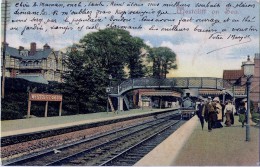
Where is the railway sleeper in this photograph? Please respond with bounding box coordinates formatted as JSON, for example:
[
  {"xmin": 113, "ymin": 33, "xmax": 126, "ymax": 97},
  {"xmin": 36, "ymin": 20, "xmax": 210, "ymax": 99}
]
[
  {"xmin": 125, "ymin": 153, "xmax": 145, "ymax": 157},
  {"xmin": 123, "ymin": 158, "xmax": 142, "ymax": 162},
  {"xmin": 116, "ymin": 159, "xmax": 138, "ymax": 164},
  {"xmin": 140, "ymin": 145, "xmax": 157, "ymax": 148},
  {"xmin": 87, "ymin": 154, "xmax": 100, "ymax": 158}
]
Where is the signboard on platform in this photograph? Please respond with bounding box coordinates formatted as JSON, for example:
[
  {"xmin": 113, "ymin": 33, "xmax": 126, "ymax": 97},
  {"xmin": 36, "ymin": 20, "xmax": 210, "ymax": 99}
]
[
  {"xmin": 27, "ymin": 93, "xmax": 63, "ymax": 118},
  {"xmin": 29, "ymin": 93, "xmax": 62, "ymax": 102}
]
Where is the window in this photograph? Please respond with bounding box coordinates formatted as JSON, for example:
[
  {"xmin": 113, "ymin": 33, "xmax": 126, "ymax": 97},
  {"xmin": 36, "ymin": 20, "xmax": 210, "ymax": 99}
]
[{"xmin": 35, "ymin": 61, "xmax": 39, "ymax": 66}]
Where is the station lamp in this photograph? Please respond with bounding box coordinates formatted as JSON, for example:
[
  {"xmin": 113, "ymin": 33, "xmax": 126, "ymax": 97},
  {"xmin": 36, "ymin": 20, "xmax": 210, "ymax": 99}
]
[{"xmin": 241, "ymin": 55, "xmax": 255, "ymax": 142}]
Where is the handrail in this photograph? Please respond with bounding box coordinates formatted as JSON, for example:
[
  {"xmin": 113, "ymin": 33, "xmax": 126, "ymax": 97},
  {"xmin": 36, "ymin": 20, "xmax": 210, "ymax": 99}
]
[{"xmin": 108, "ymin": 77, "xmax": 233, "ymax": 96}]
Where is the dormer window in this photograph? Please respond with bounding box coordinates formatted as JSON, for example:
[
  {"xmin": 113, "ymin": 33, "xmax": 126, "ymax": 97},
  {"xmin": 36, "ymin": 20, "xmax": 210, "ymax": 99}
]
[{"xmin": 19, "ymin": 50, "xmax": 29, "ymax": 57}]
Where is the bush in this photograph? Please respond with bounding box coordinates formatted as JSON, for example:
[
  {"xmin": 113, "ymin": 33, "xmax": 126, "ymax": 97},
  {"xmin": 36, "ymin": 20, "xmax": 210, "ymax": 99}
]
[
  {"xmin": 1, "ymin": 110, "xmax": 24, "ymax": 120},
  {"xmin": 1, "ymin": 77, "xmax": 48, "ymax": 120},
  {"xmin": 252, "ymin": 112, "xmax": 260, "ymax": 124}
]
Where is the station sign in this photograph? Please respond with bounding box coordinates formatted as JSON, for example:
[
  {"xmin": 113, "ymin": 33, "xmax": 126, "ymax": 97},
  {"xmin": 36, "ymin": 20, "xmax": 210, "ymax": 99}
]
[
  {"xmin": 29, "ymin": 93, "xmax": 62, "ymax": 102},
  {"xmin": 27, "ymin": 93, "xmax": 63, "ymax": 118}
]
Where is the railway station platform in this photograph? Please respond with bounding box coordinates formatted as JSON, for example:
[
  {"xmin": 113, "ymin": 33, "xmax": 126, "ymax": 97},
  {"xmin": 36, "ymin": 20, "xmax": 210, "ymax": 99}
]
[
  {"xmin": 135, "ymin": 116, "xmax": 260, "ymax": 166},
  {"xmin": 1, "ymin": 107, "xmax": 178, "ymax": 137}
]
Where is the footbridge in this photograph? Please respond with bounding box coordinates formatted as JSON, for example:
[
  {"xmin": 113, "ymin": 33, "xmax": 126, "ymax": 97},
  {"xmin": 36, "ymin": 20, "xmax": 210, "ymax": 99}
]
[
  {"xmin": 108, "ymin": 77, "xmax": 231, "ymax": 96},
  {"xmin": 106, "ymin": 77, "xmax": 245, "ymax": 112}
]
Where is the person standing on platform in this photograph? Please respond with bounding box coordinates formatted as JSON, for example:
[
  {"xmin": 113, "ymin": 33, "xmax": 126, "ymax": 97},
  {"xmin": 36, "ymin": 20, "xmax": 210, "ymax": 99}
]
[
  {"xmin": 230, "ymin": 101, "xmax": 235, "ymax": 125},
  {"xmin": 197, "ymin": 99, "xmax": 205, "ymax": 130},
  {"xmin": 220, "ymin": 100, "xmax": 225, "ymax": 122},
  {"xmin": 213, "ymin": 97, "xmax": 223, "ymax": 128},
  {"xmin": 224, "ymin": 100, "xmax": 236, "ymax": 127},
  {"xmin": 238, "ymin": 101, "xmax": 247, "ymax": 127},
  {"xmin": 203, "ymin": 97, "xmax": 216, "ymax": 132}
]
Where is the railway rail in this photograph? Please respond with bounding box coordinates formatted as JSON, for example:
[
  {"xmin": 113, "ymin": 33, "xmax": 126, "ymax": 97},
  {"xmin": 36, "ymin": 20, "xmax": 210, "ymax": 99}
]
[
  {"xmin": 4, "ymin": 110, "xmax": 183, "ymax": 166},
  {"xmin": 100, "ymin": 120, "xmax": 185, "ymax": 166},
  {"xmin": 2, "ymin": 109, "xmax": 178, "ymax": 162}
]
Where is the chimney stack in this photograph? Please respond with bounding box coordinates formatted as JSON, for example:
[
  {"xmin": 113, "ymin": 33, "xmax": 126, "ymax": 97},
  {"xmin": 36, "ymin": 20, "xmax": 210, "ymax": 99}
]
[
  {"xmin": 30, "ymin": 42, "xmax": 36, "ymax": 55},
  {"xmin": 43, "ymin": 43, "xmax": 50, "ymax": 50},
  {"xmin": 19, "ymin": 46, "xmax": 24, "ymax": 51}
]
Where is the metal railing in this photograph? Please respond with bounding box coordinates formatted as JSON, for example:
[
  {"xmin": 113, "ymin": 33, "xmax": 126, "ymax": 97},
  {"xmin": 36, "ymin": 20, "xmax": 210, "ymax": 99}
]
[{"xmin": 109, "ymin": 77, "xmax": 233, "ymax": 95}]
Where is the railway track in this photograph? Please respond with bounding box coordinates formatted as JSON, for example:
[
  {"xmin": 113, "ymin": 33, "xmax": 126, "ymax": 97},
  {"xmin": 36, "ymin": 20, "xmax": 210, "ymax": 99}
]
[
  {"xmin": 100, "ymin": 120, "xmax": 185, "ymax": 166},
  {"xmin": 4, "ymin": 110, "xmax": 183, "ymax": 166}
]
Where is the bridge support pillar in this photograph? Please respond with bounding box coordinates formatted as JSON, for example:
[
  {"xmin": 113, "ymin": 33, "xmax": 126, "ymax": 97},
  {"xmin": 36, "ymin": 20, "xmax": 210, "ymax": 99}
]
[{"xmin": 117, "ymin": 96, "xmax": 124, "ymax": 112}]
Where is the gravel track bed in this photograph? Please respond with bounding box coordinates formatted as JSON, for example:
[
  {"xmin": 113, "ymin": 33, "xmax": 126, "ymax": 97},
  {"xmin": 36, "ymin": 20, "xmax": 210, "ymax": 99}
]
[
  {"xmin": 2, "ymin": 109, "xmax": 179, "ymax": 165},
  {"xmin": 2, "ymin": 116, "xmax": 153, "ymax": 161}
]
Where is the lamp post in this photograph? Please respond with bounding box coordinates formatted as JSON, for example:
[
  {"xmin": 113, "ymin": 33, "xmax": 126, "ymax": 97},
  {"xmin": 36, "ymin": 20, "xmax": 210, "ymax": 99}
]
[
  {"xmin": 242, "ymin": 55, "xmax": 255, "ymax": 142},
  {"xmin": 109, "ymin": 74, "xmax": 112, "ymax": 87}
]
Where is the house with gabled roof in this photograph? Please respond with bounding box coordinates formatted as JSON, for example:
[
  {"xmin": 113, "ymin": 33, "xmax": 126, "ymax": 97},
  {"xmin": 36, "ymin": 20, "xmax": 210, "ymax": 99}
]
[
  {"xmin": 2, "ymin": 42, "xmax": 66, "ymax": 84},
  {"xmin": 222, "ymin": 53, "xmax": 260, "ymax": 110},
  {"xmin": 223, "ymin": 69, "xmax": 244, "ymax": 85}
]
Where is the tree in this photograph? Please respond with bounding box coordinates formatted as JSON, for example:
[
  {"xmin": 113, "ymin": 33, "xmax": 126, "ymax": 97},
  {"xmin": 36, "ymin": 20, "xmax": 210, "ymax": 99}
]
[
  {"xmin": 147, "ymin": 47, "xmax": 177, "ymax": 78},
  {"xmin": 62, "ymin": 50, "xmax": 107, "ymax": 114},
  {"xmin": 127, "ymin": 37, "xmax": 148, "ymax": 78},
  {"xmin": 79, "ymin": 28, "xmax": 148, "ymax": 81},
  {"xmin": 79, "ymin": 28, "xmax": 128, "ymax": 82}
]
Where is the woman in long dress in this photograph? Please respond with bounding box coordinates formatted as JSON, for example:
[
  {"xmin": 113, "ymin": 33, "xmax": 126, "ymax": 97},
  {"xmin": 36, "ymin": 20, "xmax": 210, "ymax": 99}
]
[
  {"xmin": 224, "ymin": 100, "xmax": 236, "ymax": 127},
  {"xmin": 213, "ymin": 97, "xmax": 223, "ymax": 128}
]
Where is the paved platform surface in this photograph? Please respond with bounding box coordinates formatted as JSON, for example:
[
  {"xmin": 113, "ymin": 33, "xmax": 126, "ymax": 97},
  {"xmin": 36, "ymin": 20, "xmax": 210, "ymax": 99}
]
[
  {"xmin": 1, "ymin": 108, "xmax": 176, "ymax": 137},
  {"xmin": 135, "ymin": 116, "xmax": 260, "ymax": 166}
]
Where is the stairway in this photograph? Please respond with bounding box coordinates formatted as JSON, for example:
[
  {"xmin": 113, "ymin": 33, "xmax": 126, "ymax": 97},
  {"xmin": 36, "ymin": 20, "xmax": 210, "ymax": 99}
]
[{"xmin": 108, "ymin": 97, "xmax": 115, "ymax": 112}]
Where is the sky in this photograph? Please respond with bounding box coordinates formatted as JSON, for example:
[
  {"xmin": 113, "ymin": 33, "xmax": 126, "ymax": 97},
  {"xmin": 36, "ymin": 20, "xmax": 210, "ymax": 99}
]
[{"xmin": 2, "ymin": 0, "xmax": 260, "ymax": 78}]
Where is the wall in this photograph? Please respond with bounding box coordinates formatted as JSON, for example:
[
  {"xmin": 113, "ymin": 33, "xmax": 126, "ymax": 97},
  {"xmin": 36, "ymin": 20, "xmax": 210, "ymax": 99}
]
[{"xmin": 250, "ymin": 54, "xmax": 260, "ymax": 108}]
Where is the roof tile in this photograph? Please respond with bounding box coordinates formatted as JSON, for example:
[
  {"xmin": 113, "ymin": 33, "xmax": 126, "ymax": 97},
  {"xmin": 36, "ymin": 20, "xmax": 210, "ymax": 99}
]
[{"xmin": 223, "ymin": 70, "xmax": 244, "ymax": 80}]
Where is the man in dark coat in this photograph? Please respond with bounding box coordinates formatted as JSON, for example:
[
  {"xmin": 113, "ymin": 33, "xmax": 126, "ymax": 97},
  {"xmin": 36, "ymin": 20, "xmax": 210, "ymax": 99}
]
[
  {"xmin": 203, "ymin": 97, "xmax": 216, "ymax": 132},
  {"xmin": 196, "ymin": 100, "xmax": 205, "ymax": 130}
]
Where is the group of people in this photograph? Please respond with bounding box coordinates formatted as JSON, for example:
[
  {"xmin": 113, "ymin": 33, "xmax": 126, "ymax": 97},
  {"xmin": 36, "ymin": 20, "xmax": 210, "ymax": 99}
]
[{"xmin": 196, "ymin": 97, "xmax": 247, "ymax": 132}]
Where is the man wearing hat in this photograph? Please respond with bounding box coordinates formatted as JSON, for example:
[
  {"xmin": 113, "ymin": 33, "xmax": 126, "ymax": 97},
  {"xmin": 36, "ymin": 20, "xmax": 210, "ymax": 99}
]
[
  {"xmin": 238, "ymin": 101, "xmax": 246, "ymax": 127},
  {"xmin": 203, "ymin": 96, "xmax": 217, "ymax": 132},
  {"xmin": 224, "ymin": 100, "xmax": 236, "ymax": 127}
]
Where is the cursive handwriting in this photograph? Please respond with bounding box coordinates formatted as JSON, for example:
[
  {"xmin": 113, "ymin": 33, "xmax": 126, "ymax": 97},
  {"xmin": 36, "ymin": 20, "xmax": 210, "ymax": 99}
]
[{"xmin": 8, "ymin": 0, "xmax": 258, "ymax": 44}]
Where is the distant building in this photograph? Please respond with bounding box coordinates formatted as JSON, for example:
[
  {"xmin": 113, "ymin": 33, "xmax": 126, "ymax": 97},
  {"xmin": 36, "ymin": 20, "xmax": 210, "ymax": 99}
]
[
  {"xmin": 223, "ymin": 69, "xmax": 244, "ymax": 85},
  {"xmin": 222, "ymin": 53, "xmax": 260, "ymax": 110},
  {"xmin": 251, "ymin": 53, "xmax": 260, "ymax": 108},
  {"xmin": 1, "ymin": 42, "xmax": 67, "ymax": 84}
]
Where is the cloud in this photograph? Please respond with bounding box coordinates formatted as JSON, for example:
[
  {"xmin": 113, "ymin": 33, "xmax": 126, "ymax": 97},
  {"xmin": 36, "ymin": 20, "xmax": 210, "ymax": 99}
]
[
  {"xmin": 160, "ymin": 28, "xmax": 259, "ymax": 77},
  {"xmin": 144, "ymin": 40, "xmax": 153, "ymax": 47}
]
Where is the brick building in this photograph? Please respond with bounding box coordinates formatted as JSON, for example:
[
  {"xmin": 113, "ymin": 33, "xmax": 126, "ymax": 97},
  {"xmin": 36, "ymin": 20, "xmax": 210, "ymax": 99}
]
[
  {"xmin": 222, "ymin": 53, "xmax": 260, "ymax": 110},
  {"xmin": 1, "ymin": 42, "xmax": 67, "ymax": 84},
  {"xmin": 251, "ymin": 53, "xmax": 260, "ymax": 108}
]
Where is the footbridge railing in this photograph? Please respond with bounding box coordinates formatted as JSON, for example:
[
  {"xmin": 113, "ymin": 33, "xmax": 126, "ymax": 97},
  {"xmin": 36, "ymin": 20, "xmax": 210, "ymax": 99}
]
[{"xmin": 108, "ymin": 77, "xmax": 232, "ymax": 96}]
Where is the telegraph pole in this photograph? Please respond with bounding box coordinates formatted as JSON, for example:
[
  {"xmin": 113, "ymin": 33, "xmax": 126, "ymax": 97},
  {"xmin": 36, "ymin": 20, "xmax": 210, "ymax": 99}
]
[{"xmin": 1, "ymin": 0, "xmax": 9, "ymax": 99}]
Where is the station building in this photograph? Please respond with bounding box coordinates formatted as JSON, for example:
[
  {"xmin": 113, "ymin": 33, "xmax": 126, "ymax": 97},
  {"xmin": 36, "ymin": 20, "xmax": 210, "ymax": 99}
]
[
  {"xmin": 251, "ymin": 53, "xmax": 260, "ymax": 109},
  {"xmin": 222, "ymin": 53, "xmax": 260, "ymax": 110}
]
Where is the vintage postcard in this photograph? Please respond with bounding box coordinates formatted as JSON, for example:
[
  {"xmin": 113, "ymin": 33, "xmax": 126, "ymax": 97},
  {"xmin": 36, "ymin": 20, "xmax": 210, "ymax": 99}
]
[{"xmin": 1, "ymin": 0, "xmax": 259, "ymax": 166}]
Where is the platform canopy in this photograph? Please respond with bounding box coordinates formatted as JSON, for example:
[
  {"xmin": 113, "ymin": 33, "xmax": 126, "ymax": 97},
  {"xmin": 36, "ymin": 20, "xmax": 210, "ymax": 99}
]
[
  {"xmin": 199, "ymin": 88, "xmax": 246, "ymax": 97},
  {"xmin": 141, "ymin": 91, "xmax": 181, "ymax": 98},
  {"xmin": 199, "ymin": 89, "xmax": 223, "ymax": 96}
]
